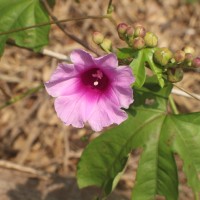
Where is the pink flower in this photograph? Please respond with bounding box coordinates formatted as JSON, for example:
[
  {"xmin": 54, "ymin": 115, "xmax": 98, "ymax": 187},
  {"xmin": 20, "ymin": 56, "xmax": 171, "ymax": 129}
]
[{"xmin": 45, "ymin": 49, "xmax": 134, "ymax": 132}]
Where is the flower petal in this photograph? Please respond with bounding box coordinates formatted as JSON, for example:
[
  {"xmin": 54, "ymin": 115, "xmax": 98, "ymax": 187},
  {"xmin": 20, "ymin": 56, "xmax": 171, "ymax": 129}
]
[
  {"xmin": 45, "ymin": 63, "xmax": 80, "ymax": 97},
  {"xmin": 54, "ymin": 91, "xmax": 99, "ymax": 128},
  {"xmin": 88, "ymin": 96, "xmax": 128, "ymax": 132},
  {"xmin": 70, "ymin": 49, "xmax": 95, "ymax": 70},
  {"xmin": 94, "ymin": 53, "xmax": 118, "ymax": 69},
  {"xmin": 110, "ymin": 86, "xmax": 134, "ymax": 109},
  {"xmin": 114, "ymin": 65, "xmax": 135, "ymax": 86}
]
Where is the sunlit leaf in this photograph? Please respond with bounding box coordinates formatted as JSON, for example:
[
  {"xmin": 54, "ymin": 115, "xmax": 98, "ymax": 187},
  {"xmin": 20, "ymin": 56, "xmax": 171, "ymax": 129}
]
[
  {"xmin": 0, "ymin": 0, "xmax": 51, "ymax": 55},
  {"xmin": 117, "ymin": 48, "xmax": 135, "ymax": 59},
  {"xmin": 145, "ymin": 48, "xmax": 165, "ymax": 88},
  {"xmin": 130, "ymin": 50, "xmax": 146, "ymax": 88}
]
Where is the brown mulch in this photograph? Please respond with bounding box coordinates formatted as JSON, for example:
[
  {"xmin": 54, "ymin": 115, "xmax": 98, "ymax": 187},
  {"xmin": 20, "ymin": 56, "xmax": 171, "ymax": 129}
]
[{"xmin": 0, "ymin": 0, "xmax": 200, "ymax": 199}]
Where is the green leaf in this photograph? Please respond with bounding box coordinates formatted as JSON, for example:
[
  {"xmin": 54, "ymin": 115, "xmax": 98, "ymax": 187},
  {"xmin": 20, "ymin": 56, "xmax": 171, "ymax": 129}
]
[
  {"xmin": 130, "ymin": 50, "xmax": 146, "ymax": 88},
  {"xmin": 170, "ymin": 113, "xmax": 200, "ymax": 191},
  {"xmin": 77, "ymin": 78, "xmax": 200, "ymax": 199},
  {"xmin": 117, "ymin": 48, "xmax": 135, "ymax": 59},
  {"xmin": 0, "ymin": 0, "xmax": 50, "ymax": 55},
  {"xmin": 129, "ymin": 48, "xmax": 165, "ymax": 88},
  {"xmin": 145, "ymin": 48, "xmax": 165, "ymax": 88},
  {"xmin": 131, "ymin": 115, "xmax": 178, "ymax": 200}
]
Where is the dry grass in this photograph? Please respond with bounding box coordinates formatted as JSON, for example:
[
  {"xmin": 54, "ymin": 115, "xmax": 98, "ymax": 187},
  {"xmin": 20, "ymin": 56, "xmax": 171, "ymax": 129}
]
[{"xmin": 0, "ymin": 0, "xmax": 200, "ymax": 199}]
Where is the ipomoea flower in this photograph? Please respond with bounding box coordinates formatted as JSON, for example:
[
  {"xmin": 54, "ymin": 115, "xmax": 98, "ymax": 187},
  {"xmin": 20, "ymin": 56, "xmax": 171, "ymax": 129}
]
[{"xmin": 45, "ymin": 49, "xmax": 134, "ymax": 132}]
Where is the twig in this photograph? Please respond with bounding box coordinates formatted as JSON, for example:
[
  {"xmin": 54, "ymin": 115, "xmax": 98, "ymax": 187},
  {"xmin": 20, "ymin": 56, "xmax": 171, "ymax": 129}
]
[
  {"xmin": 172, "ymin": 88, "xmax": 200, "ymax": 100},
  {"xmin": 0, "ymin": 81, "xmax": 11, "ymax": 99},
  {"xmin": 6, "ymin": 40, "xmax": 70, "ymax": 61},
  {"xmin": 0, "ymin": 160, "xmax": 50, "ymax": 179},
  {"xmin": 41, "ymin": 49, "xmax": 70, "ymax": 61},
  {"xmin": 0, "ymin": 84, "xmax": 44, "ymax": 110},
  {"xmin": 0, "ymin": 15, "xmax": 108, "ymax": 36},
  {"xmin": 173, "ymin": 84, "xmax": 200, "ymax": 101},
  {"xmin": 41, "ymin": 0, "xmax": 100, "ymax": 55}
]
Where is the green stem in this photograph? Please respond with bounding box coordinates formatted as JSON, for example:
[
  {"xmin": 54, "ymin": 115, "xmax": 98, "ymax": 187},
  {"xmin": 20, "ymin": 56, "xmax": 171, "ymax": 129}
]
[
  {"xmin": 0, "ymin": 84, "xmax": 44, "ymax": 110},
  {"xmin": 0, "ymin": 15, "xmax": 108, "ymax": 36},
  {"xmin": 168, "ymin": 95, "xmax": 179, "ymax": 114},
  {"xmin": 195, "ymin": 192, "xmax": 199, "ymax": 200}
]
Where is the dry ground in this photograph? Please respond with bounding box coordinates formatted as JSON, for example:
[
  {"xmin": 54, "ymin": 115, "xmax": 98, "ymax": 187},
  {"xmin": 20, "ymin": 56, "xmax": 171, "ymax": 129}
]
[{"xmin": 0, "ymin": 0, "xmax": 200, "ymax": 199}]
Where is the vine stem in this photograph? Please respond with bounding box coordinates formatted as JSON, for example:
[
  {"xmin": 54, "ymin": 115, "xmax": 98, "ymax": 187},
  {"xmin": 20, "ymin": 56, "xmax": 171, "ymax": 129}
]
[
  {"xmin": 0, "ymin": 15, "xmax": 108, "ymax": 36},
  {"xmin": 169, "ymin": 95, "xmax": 179, "ymax": 114},
  {"xmin": 0, "ymin": 84, "xmax": 44, "ymax": 110},
  {"xmin": 195, "ymin": 192, "xmax": 199, "ymax": 200},
  {"xmin": 41, "ymin": 0, "xmax": 101, "ymax": 55}
]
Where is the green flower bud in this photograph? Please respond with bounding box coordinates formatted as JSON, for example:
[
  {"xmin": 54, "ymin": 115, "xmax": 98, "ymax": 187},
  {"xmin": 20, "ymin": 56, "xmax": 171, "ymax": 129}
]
[
  {"xmin": 126, "ymin": 26, "xmax": 134, "ymax": 38},
  {"xmin": 154, "ymin": 47, "xmax": 173, "ymax": 66},
  {"xmin": 100, "ymin": 38, "xmax": 112, "ymax": 52},
  {"xmin": 132, "ymin": 37, "xmax": 145, "ymax": 50},
  {"xmin": 192, "ymin": 57, "xmax": 200, "ymax": 68},
  {"xmin": 185, "ymin": 53, "xmax": 193, "ymax": 63},
  {"xmin": 127, "ymin": 36, "xmax": 134, "ymax": 47},
  {"xmin": 117, "ymin": 23, "xmax": 128, "ymax": 40},
  {"xmin": 174, "ymin": 50, "xmax": 185, "ymax": 63},
  {"xmin": 183, "ymin": 46, "xmax": 195, "ymax": 55},
  {"xmin": 134, "ymin": 25, "xmax": 146, "ymax": 38},
  {"xmin": 167, "ymin": 68, "xmax": 184, "ymax": 83},
  {"xmin": 144, "ymin": 32, "xmax": 158, "ymax": 47},
  {"xmin": 92, "ymin": 32, "xmax": 104, "ymax": 45}
]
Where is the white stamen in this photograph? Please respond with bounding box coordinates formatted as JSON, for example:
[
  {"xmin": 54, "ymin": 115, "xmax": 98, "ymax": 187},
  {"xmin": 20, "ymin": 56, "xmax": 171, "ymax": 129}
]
[{"xmin": 94, "ymin": 81, "xmax": 99, "ymax": 86}]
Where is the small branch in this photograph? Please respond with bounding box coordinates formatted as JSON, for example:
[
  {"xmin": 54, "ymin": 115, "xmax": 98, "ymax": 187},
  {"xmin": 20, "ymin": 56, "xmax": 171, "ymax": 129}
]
[
  {"xmin": 41, "ymin": 0, "xmax": 100, "ymax": 55},
  {"xmin": 0, "ymin": 15, "xmax": 108, "ymax": 36},
  {"xmin": 0, "ymin": 160, "xmax": 50, "ymax": 179},
  {"xmin": 0, "ymin": 84, "xmax": 44, "ymax": 110},
  {"xmin": 0, "ymin": 82, "xmax": 11, "ymax": 99},
  {"xmin": 172, "ymin": 88, "xmax": 200, "ymax": 100},
  {"xmin": 41, "ymin": 49, "xmax": 70, "ymax": 61},
  {"xmin": 173, "ymin": 84, "xmax": 200, "ymax": 101},
  {"xmin": 169, "ymin": 95, "xmax": 179, "ymax": 114},
  {"xmin": 7, "ymin": 40, "xmax": 70, "ymax": 61}
]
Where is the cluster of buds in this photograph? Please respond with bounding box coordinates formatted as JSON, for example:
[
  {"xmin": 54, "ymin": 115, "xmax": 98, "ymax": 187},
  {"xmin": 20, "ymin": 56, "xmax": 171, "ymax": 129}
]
[
  {"xmin": 92, "ymin": 32, "xmax": 112, "ymax": 53},
  {"xmin": 116, "ymin": 22, "xmax": 158, "ymax": 50},
  {"xmin": 92, "ymin": 24, "xmax": 199, "ymax": 85},
  {"xmin": 152, "ymin": 46, "xmax": 199, "ymax": 82}
]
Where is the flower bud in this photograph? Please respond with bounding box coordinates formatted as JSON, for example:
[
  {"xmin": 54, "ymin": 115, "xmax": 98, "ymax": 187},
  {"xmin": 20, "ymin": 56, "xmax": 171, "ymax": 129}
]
[
  {"xmin": 144, "ymin": 32, "xmax": 158, "ymax": 47},
  {"xmin": 100, "ymin": 38, "xmax": 112, "ymax": 52},
  {"xmin": 117, "ymin": 23, "xmax": 128, "ymax": 40},
  {"xmin": 153, "ymin": 47, "xmax": 173, "ymax": 66},
  {"xmin": 174, "ymin": 50, "xmax": 185, "ymax": 63},
  {"xmin": 132, "ymin": 37, "xmax": 145, "ymax": 49},
  {"xmin": 192, "ymin": 57, "xmax": 200, "ymax": 68},
  {"xmin": 183, "ymin": 46, "xmax": 195, "ymax": 55},
  {"xmin": 92, "ymin": 32, "xmax": 104, "ymax": 45},
  {"xmin": 126, "ymin": 26, "xmax": 134, "ymax": 38},
  {"xmin": 167, "ymin": 68, "xmax": 184, "ymax": 83},
  {"xmin": 185, "ymin": 53, "xmax": 193, "ymax": 63},
  {"xmin": 134, "ymin": 25, "xmax": 146, "ymax": 38}
]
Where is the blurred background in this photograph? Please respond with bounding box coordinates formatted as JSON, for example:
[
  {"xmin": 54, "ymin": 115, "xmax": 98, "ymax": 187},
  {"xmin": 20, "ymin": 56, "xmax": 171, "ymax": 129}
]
[{"xmin": 0, "ymin": 0, "xmax": 200, "ymax": 199}]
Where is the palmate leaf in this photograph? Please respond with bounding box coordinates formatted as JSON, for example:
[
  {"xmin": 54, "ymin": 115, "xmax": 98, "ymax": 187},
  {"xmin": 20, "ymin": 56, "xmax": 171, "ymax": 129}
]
[
  {"xmin": 77, "ymin": 78, "xmax": 200, "ymax": 200},
  {"xmin": 0, "ymin": 0, "xmax": 51, "ymax": 55},
  {"xmin": 127, "ymin": 48, "xmax": 165, "ymax": 88}
]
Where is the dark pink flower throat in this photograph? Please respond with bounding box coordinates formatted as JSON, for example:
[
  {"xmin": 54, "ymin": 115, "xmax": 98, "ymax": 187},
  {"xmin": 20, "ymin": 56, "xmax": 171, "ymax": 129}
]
[{"xmin": 81, "ymin": 68, "xmax": 109, "ymax": 91}]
